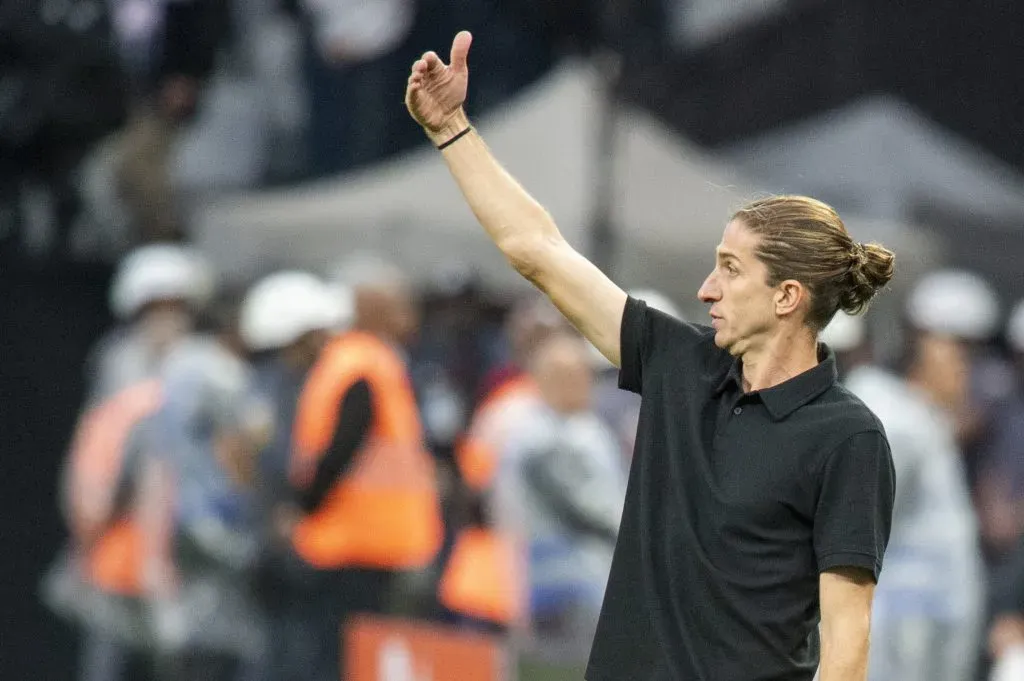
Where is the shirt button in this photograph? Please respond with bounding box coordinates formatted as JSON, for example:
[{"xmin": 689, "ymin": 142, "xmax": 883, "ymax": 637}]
[{"xmin": 733, "ymin": 406, "xmax": 743, "ymax": 415}]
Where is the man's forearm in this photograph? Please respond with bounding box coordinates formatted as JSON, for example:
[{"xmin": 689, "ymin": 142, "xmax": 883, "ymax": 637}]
[
  {"xmin": 407, "ymin": 41, "xmax": 629, "ymax": 364},
  {"xmin": 428, "ymin": 110, "xmax": 563, "ymax": 272},
  {"xmin": 819, "ymin": 617, "xmax": 870, "ymax": 681}
]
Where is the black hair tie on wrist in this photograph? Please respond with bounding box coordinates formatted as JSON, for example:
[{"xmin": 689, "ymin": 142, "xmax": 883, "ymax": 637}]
[{"xmin": 437, "ymin": 126, "xmax": 472, "ymax": 150}]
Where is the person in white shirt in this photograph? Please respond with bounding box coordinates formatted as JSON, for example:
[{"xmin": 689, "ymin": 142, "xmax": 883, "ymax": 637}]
[
  {"xmin": 42, "ymin": 243, "xmax": 212, "ymax": 681},
  {"xmin": 494, "ymin": 331, "xmax": 626, "ymax": 667},
  {"xmin": 823, "ymin": 312, "xmax": 985, "ymax": 681}
]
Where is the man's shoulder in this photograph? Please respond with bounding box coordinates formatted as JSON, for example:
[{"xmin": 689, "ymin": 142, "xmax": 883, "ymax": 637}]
[
  {"xmin": 815, "ymin": 381, "xmax": 889, "ymax": 444},
  {"xmin": 625, "ymin": 296, "xmax": 716, "ymax": 348},
  {"xmin": 620, "ymin": 297, "xmax": 728, "ymax": 395},
  {"xmin": 802, "ymin": 386, "xmax": 893, "ymax": 492},
  {"xmin": 641, "ymin": 314, "xmax": 727, "ymax": 369}
]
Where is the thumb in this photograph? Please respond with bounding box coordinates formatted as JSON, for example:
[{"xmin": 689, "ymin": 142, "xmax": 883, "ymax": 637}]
[{"xmin": 449, "ymin": 31, "xmax": 473, "ymax": 73}]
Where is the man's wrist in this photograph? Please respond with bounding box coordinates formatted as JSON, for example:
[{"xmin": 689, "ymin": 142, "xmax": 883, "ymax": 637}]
[{"xmin": 427, "ymin": 109, "xmax": 471, "ymax": 148}]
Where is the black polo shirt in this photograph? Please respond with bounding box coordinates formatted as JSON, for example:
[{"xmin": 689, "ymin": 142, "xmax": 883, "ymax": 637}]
[{"xmin": 586, "ymin": 297, "xmax": 895, "ymax": 681}]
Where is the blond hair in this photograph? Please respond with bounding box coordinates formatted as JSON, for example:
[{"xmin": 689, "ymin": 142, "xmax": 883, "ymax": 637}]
[{"xmin": 732, "ymin": 195, "xmax": 895, "ymax": 330}]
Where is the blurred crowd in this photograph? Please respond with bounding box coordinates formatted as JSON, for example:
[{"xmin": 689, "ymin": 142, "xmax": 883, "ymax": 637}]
[
  {"xmin": 40, "ymin": 242, "xmax": 636, "ymax": 681},
  {"xmin": 1, "ymin": 0, "xmax": 671, "ymax": 262},
  {"xmin": 39, "ymin": 240, "xmax": 1024, "ymax": 681},
  {"xmin": 822, "ymin": 271, "xmax": 1024, "ymax": 681}
]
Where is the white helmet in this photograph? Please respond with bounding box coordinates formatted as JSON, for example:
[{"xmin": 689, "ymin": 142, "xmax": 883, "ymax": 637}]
[
  {"xmin": 239, "ymin": 271, "xmax": 346, "ymax": 351},
  {"xmin": 820, "ymin": 311, "xmax": 866, "ymax": 352},
  {"xmin": 906, "ymin": 269, "xmax": 1000, "ymax": 341},
  {"xmin": 109, "ymin": 243, "xmax": 214, "ymax": 320},
  {"xmin": 1007, "ymin": 300, "xmax": 1024, "ymax": 353}
]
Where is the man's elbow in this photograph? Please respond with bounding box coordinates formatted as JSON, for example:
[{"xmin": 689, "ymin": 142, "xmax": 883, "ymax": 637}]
[
  {"xmin": 822, "ymin": 610, "xmax": 872, "ymax": 647},
  {"xmin": 503, "ymin": 234, "xmax": 562, "ymax": 285}
]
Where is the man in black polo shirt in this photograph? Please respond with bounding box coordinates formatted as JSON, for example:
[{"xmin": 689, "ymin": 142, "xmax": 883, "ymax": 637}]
[{"xmin": 404, "ymin": 32, "xmax": 897, "ymax": 681}]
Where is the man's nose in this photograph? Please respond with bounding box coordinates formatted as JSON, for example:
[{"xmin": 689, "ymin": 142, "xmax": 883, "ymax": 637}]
[{"xmin": 698, "ymin": 273, "xmax": 719, "ymax": 303}]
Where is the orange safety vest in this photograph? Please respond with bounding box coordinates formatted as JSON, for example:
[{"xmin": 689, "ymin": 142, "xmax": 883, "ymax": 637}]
[
  {"xmin": 439, "ymin": 374, "xmax": 538, "ymax": 626},
  {"xmin": 290, "ymin": 331, "xmax": 443, "ymax": 570},
  {"xmin": 455, "ymin": 374, "xmax": 539, "ymax": 493},
  {"xmin": 438, "ymin": 527, "xmax": 524, "ymax": 626},
  {"xmin": 65, "ymin": 379, "xmax": 163, "ymax": 596}
]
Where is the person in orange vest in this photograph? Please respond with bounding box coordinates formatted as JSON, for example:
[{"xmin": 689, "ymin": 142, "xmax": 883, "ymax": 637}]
[
  {"xmin": 50, "ymin": 378, "xmax": 167, "ymax": 681},
  {"xmin": 437, "ymin": 374, "xmax": 538, "ymax": 633},
  {"xmin": 238, "ymin": 270, "xmax": 350, "ymax": 681},
  {"xmin": 268, "ymin": 255, "xmax": 443, "ymax": 681},
  {"xmin": 437, "ymin": 294, "xmax": 571, "ymax": 632},
  {"xmin": 42, "ymin": 244, "xmax": 212, "ymax": 681}
]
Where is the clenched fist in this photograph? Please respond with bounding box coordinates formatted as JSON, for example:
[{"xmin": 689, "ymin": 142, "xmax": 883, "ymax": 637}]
[{"xmin": 405, "ymin": 31, "xmax": 473, "ymax": 139}]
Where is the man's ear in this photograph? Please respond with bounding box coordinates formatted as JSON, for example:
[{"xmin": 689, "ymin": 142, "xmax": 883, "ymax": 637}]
[{"xmin": 774, "ymin": 280, "xmax": 805, "ymax": 318}]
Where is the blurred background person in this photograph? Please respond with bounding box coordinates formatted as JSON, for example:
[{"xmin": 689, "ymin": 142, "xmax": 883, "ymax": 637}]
[
  {"xmin": 903, "ymin": 269, "xmax": 1023, "ymax": 679},
  {"xmin": 971, "ymin": 300, "xmax": 1024, "ymax": 570},
  {"xmin": 144, "ymin": 287, "xmax": 274, "ymax": 681},
  {"xmin": 904, "ymin": 270, "xmax": 1007, "ymax": 470},
  {"xmin": 437, "ymin": 294, "xmax": 568, "ymax": 632},
  {"xmin": 495, "ymin": 331, "xmax": 625, "ymax": 677},
  {"xmin": 406, "ymin": 263, "xmax": 509, "ymax": 631},
  {"xmin": 81, "ymin": 0, "xmax": 303, "ymax": 256},
  {"xmin": 589, "ymin": 288, "xmax": 684, "ymax": 469},
  {"xmin": 87, "ymin": 244, "xmax": 214, "ymax": 402},
  {"xmin": 238, "ymin": 270, "xmax": 347, "ymax": 681},
  {"xmin": 409, "ymin": 262, "xmax": 504, "ymax": 464},
  {"xmin": 479, "ymin": 293, "xmax": 569, "ymax": 398},
  {"xmin": 902, "ymin": 271, "xmax": 1023, "ymax": 573},
  {"xmin": 967, "ymin": 299, "xmax": 1024, "ymax": 681},
  {"xmin": 0, "ymin": 0, "xmax": 128, "ymax": 260},
  {"xmin": 293, "ymin": 0, "xmax": 417, "ymax": 176},
  {"xmin": 42, "ymin": 243, "xmax": 212, "ymax": 681},
  {"xmin": 244, "ymin": 270, "xmax": 351, "ymax": 518},
  {"xmin": 294, "ymin": 0, "xmax": 558, "ymax": 178},
  {"xmin": 452, "ymin": 293, "xmax": 566, "ymax": 513},
  {"xmin": 46, "ymin": 369, "xmax": 165, "ymax": 681},
  {"xmin": 168, "ymin": 0, "xmax": 310, "ymax": 200},
  {"xmin": 823, "ymin": 311, "xmax": 984, "ymax": 681},
  {"xmin": 262, "ymin": 257, "xmax": 443, "ymax": 681},
  {"xmin": 108, "ymin": 0, "xmax": 231, "ymax": 244},
  {"xmin": 988, "ymin": 536, "xmax": 1024, "ymax": 681}
]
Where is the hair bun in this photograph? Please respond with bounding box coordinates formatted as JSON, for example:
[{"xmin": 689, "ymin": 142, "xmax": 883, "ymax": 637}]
[
  {"xmin": 849, "ymin": 243, "xmax": 868, "ymax": 270},
  {"xmin": 839, "ymin": 242, "xmax": 896, "ymax": 315}
]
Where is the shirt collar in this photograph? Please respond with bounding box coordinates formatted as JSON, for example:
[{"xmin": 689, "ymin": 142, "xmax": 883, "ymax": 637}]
[{"xmin": 714, "ymin": 343, "xmax": 839, "ymax": 421}]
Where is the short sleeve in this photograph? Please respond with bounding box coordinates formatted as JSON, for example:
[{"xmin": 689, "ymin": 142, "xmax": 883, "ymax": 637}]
[
  {"xmin": 618, "ymin": 296, "xmax": 711, "ymax": 395},
  {"xmin": 813, "ymin": 430, "xmax": 896, "ymax": 580},
  {"xmin": 618, "ymin": 297, "xmax": 647, "ymax": 393}
]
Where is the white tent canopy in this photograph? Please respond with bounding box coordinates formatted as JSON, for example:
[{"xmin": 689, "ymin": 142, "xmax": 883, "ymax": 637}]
[
  {"xmin": 192, "ymin": 61, "xmax": 935, "ymax": 317},
  {"xmin": 721, "ymin": 95, "xmax": 1024, "ymax": 223}
]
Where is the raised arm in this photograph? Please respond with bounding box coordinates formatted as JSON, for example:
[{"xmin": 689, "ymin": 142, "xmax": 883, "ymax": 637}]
[{"xmin": 405, "ymin": 31, "xmax": 628, "ymax": 366}]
